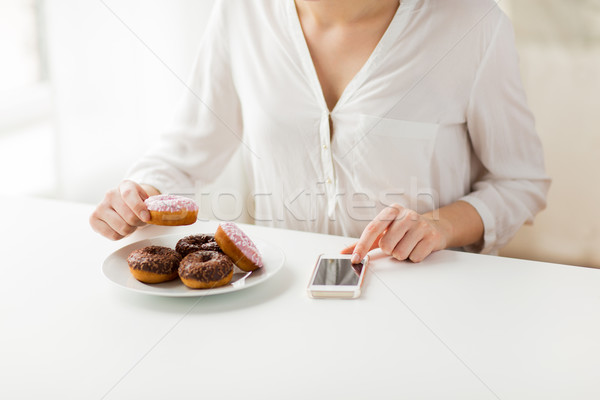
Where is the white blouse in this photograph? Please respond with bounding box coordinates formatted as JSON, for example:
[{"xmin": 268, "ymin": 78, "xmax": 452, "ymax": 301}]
[{"xmin": 128, "ymin": 0, "xmax": 550, "ymax": 254}]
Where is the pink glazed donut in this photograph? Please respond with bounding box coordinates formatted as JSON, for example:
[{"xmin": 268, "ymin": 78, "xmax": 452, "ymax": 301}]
[
  {"xmin": 214, "ymin": 222, "xmax": 263, "ymax": 272},
  {"xmin": 144, "ymin": 195, "xmax": 198, "ymax": 226}
]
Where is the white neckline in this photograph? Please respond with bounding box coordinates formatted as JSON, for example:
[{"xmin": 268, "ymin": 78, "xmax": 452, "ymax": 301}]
[{"xmin": 286, "ymin": 0, "xmax": 415, "ymax": 114}]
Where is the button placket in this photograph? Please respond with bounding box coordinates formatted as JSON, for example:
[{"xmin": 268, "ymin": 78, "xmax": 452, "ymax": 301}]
[{"xmin": 319, "ymin": 111, "xmax": 336, "ymax": 216}]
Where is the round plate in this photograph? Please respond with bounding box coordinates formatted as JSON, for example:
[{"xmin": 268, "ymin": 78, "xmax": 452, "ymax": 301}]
[{"xmin": 102, "ymin": 233, "xmax": 285, "ymax": 297}]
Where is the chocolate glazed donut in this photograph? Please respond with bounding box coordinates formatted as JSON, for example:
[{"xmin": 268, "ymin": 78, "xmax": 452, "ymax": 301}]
[
  {"xmin": 176, "ymin": 234, "xmax": 222, "ymax": 258},
  {"xmin": 178, "ymin": 251, "xmax": 234, "ymax": 289},
  {"xmin": 127, "ymin": 245, "xmax": 182, "ymax": 284}
]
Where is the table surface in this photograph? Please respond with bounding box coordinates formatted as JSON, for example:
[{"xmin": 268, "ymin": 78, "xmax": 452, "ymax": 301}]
[{"xmin": 1, "ymin": 196, "xmax": 599, "ymax": 400}]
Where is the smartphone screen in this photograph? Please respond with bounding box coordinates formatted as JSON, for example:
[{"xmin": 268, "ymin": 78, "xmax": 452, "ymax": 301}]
[{"xmin": 311, "ymin": 257, "xmax": 363, "ymax": 286}]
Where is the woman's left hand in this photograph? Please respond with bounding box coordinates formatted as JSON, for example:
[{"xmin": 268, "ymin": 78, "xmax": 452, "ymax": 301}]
[{"xmin": 341, "ymin": 203, "xmax": 448, "ymax": 263}]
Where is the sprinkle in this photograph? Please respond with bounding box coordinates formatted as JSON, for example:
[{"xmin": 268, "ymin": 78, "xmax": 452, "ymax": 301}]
[
  {"xmin": 219, "ymin": 222, "xmax": 263, "ymax": 268},
  {"xmin": 144, "ymin": 195, "xmax": 199, "ymax": 213}
]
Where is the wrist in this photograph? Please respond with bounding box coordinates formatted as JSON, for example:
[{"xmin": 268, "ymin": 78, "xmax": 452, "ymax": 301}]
[
  {"xmin": 423, "ymin": 201, "xmax": 484, "ymax": 250},
  {"xmin": 423, "ymin": 210, "xmax": 453, "ymax": 250}
]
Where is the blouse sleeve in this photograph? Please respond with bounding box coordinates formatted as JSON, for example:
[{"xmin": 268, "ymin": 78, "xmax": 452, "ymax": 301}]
[
  {"xmin": 460, "ymin": 13, "xmax": 551, "ymax": 254},
  {"xmin": 126, "ymin": 0, "xmax": 242, "ymax": 195}
]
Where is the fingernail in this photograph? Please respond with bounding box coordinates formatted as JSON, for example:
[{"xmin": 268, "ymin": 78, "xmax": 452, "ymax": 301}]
[
  {"xmin": 351, "ymin": 253, "xmax": 360, "ymax": 264},
  {"xmin": 141, "ymin": 210, "xmax": 150, "ymax": 222}
]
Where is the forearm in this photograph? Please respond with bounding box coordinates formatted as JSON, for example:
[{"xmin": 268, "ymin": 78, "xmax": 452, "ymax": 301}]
[{"xmin": 423, "ymin": 200, "xmax": 484, "ymax": 250}]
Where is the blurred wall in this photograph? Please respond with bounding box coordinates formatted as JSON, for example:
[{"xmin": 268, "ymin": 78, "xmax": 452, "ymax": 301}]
[
  {"xmin": 499, "ymin": 0, "xmax": 600, "ymax": 268},
  {"xmin": 44, "ymin": 0, "xmax": 218, "ymax": 203}
]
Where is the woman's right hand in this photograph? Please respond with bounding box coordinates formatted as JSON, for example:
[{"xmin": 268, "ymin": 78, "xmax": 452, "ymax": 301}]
[{"xmin": 89, "ymin": 180, "xmax": 159, "ymax": 240}]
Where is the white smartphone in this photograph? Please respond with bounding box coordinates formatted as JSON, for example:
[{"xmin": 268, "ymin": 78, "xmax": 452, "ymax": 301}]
[{"xmin": 307, "ymin": 254, "xmax": 369, "ymax": 299}]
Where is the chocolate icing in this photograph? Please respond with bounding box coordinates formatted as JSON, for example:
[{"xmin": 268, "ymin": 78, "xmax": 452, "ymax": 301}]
[
  {"xmin": 178, "ymin": 251, "xmax": 233, "ymax": 282},
  {"xmin": 176, "ymin": 234, "xmax": 223, "ymax": 258},
  {"xmin": 127, "ymin": 246, "xmax": 182, "ymax": 275}
]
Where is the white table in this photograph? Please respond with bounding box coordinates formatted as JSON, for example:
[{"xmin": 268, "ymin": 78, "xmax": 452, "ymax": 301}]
[{"xmin": 1, "ymin": 196, "xmax": 599, "ymax": 400}]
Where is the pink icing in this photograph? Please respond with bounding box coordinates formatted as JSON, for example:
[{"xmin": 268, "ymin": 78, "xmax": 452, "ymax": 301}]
[
  {"xmin": 144, "ymin": 195, "xmax": 199, "ymax": 212},
  {"xmin": 219, "ymin": 222, "xmax": 263, "ymax": 268}
]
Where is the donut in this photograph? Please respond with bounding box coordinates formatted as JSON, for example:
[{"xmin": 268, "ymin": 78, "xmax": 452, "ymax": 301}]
[
  {"xmin": 178, "ymin": 251, "xmax": 234, "ymax": 289},
  {"xmin": 127, "ymin": 245, "xmax": 182, "ymax": 284},
  {"xmin": 144, "ymin": 194, "xmax": 198, "ymax": 226},
  {"xmin": 214, "ymin": 222, "xmax": 263, "ymax": 272},
  {"xmin": 176, "ymin": 234, "xmax": 222, "ymax": 258}
]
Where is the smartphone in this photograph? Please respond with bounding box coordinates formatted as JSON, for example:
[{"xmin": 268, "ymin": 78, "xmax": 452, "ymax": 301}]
[{"xmin": 307, "ymin": 254, "xmax": 369, "ymax": 299}]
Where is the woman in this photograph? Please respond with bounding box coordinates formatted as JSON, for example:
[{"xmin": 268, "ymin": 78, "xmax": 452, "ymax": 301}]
[{"xmin": 90, "ymin": 0, "xmax": 550, "ymax": 263}]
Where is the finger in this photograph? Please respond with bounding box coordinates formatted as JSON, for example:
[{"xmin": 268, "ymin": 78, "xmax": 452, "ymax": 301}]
[
  {"xmin": 408, "ymin": 236, "xmax": 437, "ymax": 263},
  {"xmin": 119, "ymin": 181, "xmax": 151, "ymax": 222},
  {"xmin": 378, "ymin": 209, "xmax": 418, "ymax": 254},
  {"xmin": 111, "ymin": 193, "xmax": 146, "ymax": 227},
  {"xmin": 340, "ymin": 233, "xmax": 384, "ymax": 255},
  {"xmin": 351, "ymin": 206, "xmax": 401, "ymax": 263},
  {"xmin": 101, "ymin": 207, "xmax": 138, "ymax": 238},
  {"xmin": 90, "ymin": 213, "xmax": 125, "ymax": 241},
  {"xmin": 390, "ymin": 222, "xmax": 425, "ymax": 261}
]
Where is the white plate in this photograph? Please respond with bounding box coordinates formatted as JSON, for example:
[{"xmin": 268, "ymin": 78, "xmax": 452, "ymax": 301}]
[{"xmin": 102, "ymin": 233, "xmax": 285, "ymax": 297}]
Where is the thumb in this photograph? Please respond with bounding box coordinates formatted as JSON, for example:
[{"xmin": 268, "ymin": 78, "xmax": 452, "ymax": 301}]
[
  {"xmin": 340, "ymin": 234, "xmax": 383, "ymax": 256},
  {"xmin": 340, "ymin": 243, "xmax": 356, "ymax": 255},
  {"xmin": 120, "ymin": 180, "xmax": 151, "ymax": 222}
]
